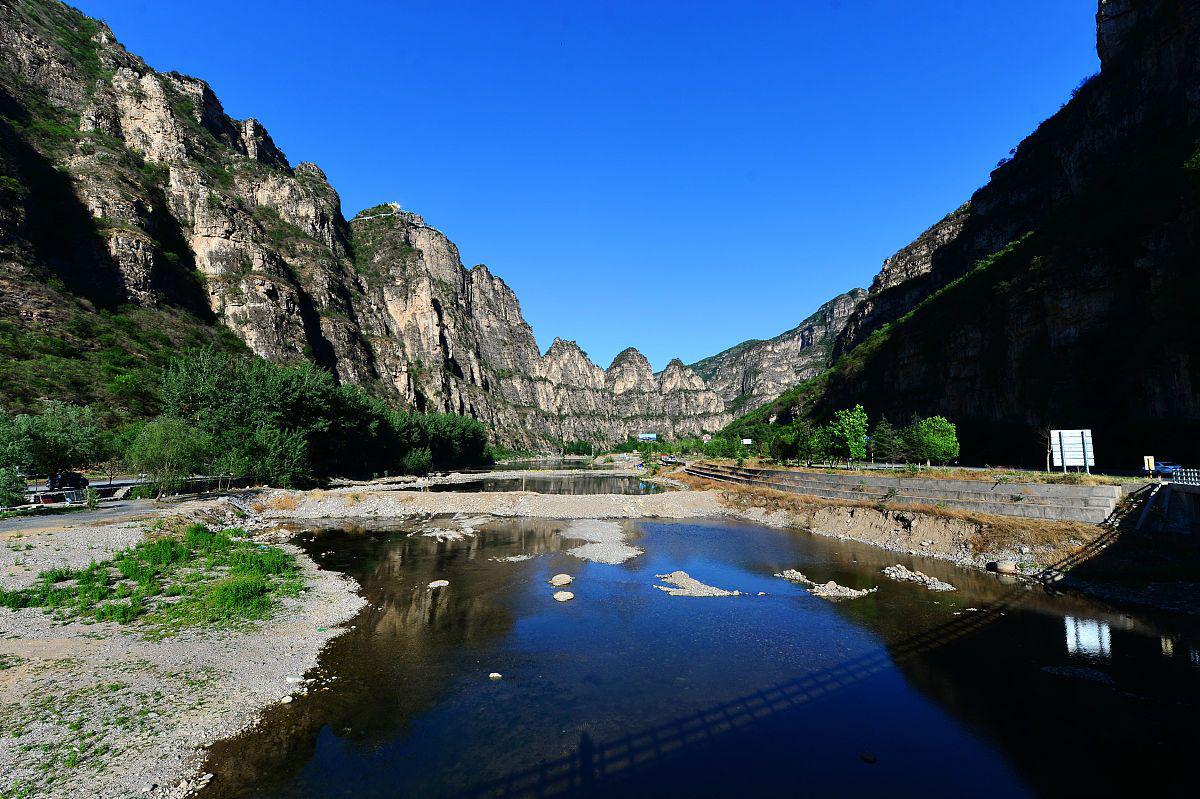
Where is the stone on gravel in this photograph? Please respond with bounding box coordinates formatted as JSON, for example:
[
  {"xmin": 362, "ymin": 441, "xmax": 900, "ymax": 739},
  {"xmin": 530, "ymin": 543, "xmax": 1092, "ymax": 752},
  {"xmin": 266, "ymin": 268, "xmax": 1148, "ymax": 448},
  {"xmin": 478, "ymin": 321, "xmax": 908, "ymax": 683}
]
[
  {"xmin": 553, "ymin": 591, "xmax": 575, "ymax": 602},
  {"xmin": 549, "ymin": 574, "xmax": 574, "ymax": 586},
  {"xmin": 563, "ymin": 519, "xmax": 643, "ymax": 564}
]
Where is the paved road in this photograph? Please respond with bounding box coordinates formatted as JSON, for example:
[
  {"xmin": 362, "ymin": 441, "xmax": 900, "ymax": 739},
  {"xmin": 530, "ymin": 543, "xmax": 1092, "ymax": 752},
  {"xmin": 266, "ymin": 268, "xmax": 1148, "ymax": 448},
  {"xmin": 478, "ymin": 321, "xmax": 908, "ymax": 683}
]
[{"xmin": 0, "ymin": 499, "xmax": 160, "ymax": 534}]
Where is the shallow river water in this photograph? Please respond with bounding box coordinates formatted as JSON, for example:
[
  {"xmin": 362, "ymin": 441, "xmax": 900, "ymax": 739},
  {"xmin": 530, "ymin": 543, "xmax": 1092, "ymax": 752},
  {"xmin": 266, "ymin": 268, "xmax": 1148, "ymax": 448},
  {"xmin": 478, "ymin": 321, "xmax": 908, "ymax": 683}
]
[{"xmin": 202, "ymin": 518, "xmax": 1199, "ymax": 798}]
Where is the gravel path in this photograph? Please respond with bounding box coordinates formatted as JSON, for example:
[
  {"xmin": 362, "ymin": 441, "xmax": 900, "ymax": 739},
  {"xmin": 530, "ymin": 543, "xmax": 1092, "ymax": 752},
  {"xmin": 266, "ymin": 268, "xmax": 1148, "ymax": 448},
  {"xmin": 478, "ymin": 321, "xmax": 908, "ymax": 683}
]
[{"xmin": 254, "ymin": 484, "xmax": 725, "ymax": 521}]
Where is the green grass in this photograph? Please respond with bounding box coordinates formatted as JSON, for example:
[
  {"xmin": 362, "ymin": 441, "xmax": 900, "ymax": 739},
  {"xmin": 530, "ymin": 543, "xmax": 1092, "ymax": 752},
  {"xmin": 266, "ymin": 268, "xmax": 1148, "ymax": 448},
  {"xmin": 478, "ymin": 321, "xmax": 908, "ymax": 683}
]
[{"xmin": 0, "ymin": 523, "xmax": 302, "ymax": 635}]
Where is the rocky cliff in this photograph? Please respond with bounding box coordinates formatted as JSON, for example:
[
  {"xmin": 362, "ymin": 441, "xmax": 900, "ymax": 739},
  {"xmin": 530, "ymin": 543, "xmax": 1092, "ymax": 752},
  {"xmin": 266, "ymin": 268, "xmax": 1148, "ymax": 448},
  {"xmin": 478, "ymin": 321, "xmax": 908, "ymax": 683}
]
[
  {"xmin": 0, "ymin": 0, "xmax": 734, "ymax": 446},
  {"xmin": 689, "ymin": 289, "xmax": 865, "ymax": 414},
  {"xmin": 745, "ymin": 0, "xmax": 1200, "ymax": 465}
]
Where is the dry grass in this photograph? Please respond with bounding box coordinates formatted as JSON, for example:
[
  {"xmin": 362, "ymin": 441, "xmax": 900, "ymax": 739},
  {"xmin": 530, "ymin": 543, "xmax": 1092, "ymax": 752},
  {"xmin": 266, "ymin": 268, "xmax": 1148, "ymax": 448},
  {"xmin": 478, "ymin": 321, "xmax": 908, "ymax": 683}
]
[
  {"xmin": 699, "ymin": 459, "xmax": 1128, "ymax": 486},
  {"xmin": 265, "ymin": 494, "xmax": 299, "ymax": 511},
  {"xmin": 681, "ymin": 472, "xmax": 1105, "ymax": 560},
  {"xmin": 344, "ymin": 492, "xmax": 363, "ymax": 506}
]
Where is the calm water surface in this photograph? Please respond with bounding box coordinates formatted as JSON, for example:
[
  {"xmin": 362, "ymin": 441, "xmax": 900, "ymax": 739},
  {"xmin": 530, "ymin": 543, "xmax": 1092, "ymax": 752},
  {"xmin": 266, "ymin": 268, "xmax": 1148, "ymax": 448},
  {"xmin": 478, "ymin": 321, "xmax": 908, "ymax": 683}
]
[{"xmin": 202, "ymin": 518, "xmax": 1200, "ymax": 798}]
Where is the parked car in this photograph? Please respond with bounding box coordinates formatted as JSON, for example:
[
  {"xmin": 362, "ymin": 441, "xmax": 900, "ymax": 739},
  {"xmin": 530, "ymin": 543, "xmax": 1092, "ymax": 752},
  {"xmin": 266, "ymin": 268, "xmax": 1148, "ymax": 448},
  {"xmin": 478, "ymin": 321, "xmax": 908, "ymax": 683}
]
[
  {"xmin": 47, "ymin": 471, "xmax": 89, "ymax": 490},
  {"xmin": 1148, "ymin": 461, "xmax": 1183, "ymax": 478}
]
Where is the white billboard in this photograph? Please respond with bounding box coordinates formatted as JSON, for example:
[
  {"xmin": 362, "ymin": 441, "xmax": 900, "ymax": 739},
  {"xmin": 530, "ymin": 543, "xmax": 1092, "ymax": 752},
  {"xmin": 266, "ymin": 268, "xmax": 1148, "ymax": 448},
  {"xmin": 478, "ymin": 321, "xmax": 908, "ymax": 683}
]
[
  {"xmin": 1051, "ymin": 429, "xmax": 1094, "ymax": 469},
  {"xmin": 637, "ymin": 433, "xmax": 657, "ymax": 442}
]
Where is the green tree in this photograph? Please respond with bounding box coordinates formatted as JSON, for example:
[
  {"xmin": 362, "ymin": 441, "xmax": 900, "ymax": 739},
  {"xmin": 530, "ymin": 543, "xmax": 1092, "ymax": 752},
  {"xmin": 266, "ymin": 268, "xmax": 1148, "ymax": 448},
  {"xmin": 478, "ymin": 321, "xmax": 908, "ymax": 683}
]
[
  {"xmin": 0, "ymin": 411, "xmax": 31, "ymax": 470},
  {"xmin": 828, "ymin": 404, "xmax": 869, "ymax": 463},
  {"xmin": 126, "ymin": 417, "xmax": 211, "ymax": 498},
  {"xmin": 246, "ymin": 426, "xmax": 309, "ymax": 487},
  {"xmin": 810, "ymin": 424, "xmax": 834, "ymax": 464},
  {"xmin": 903, "ymin": 415, "xmax": 960, "ymax": 465},
  {"xmin": 0, "ymin": 467, "xmax": 27, "ymax": 508},
  {"xmin": 769, "ymin": 427, "xmax": 798, "ymax": 464},
  {"xmin": 16, "ymin": 402, "xmax": 103, "ymax": 475},
  {"xmin": 870, "ymin": 417, "xmax": 903, "ymax": 463},
  {"xmin": 791, "ymin": 421, "xmax": 817, "ymax": 466}
]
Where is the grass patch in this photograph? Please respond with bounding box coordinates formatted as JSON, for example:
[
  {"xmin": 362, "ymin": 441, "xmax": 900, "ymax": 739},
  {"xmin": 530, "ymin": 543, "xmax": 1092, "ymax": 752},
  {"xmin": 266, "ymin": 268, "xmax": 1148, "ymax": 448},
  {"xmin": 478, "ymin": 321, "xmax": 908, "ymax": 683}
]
[{"xmin": 0, "ymin": 523, "xmax": 302, "ymax": 635}]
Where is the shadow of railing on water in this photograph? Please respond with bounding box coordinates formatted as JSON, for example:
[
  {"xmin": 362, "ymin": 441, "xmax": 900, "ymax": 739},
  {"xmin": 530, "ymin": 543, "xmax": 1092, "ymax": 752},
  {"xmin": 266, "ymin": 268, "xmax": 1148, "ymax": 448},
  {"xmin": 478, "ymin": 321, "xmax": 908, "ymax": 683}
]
[
  {"xmin": 454, "ymin": 506, "xmax": 1133, "ymax": 799},
  {"xmin": 454, "ymin": 591, "xmax": 1023, "ymax": 798}
]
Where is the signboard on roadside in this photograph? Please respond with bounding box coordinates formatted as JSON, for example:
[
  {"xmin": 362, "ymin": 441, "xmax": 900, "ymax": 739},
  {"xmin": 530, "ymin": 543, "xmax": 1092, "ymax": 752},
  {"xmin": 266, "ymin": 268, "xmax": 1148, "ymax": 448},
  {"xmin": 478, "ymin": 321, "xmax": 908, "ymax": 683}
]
[
  {"xmin": 1051, "ymin": 429, "xmax": 1094, "ymax": 471},
  {"xmin": 741, "ymin": 438, "xmax": 753, "ymax": 446},
  {"xmin": 1143, "ymin": 455, "xmax": 1155, "ymax": 473},
  {"xmin": 701, "ymin": 434, "xmax": 712, "ymax": 443},
  {"xmin": 637, "ymin": 433, "xmax": 657, "ymax": 442}
]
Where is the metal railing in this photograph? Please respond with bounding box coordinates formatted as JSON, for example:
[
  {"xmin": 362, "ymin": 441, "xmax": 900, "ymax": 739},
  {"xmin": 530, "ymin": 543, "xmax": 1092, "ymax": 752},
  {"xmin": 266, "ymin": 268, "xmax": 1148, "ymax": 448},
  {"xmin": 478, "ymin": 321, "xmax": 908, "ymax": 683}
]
[{"xmin": 1172, "ymin": 468, "xmax": 1200, "ymax": 486}]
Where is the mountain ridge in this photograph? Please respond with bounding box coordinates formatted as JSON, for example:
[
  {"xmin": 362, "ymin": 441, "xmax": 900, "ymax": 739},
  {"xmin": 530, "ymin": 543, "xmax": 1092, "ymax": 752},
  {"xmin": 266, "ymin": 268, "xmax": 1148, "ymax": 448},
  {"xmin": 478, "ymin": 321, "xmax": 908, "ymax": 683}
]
[{"xmin": 0, "ymin": 0, "xmax": 748, "ymax": 445}]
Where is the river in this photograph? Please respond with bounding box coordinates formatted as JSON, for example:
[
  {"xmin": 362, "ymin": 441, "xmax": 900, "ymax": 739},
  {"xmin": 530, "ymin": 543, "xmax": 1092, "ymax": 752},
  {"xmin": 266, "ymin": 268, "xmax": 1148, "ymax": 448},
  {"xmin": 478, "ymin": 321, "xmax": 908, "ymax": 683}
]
[{"xmin": 200, "ymin": 516, "xmax": 1199, "ymax": 797}]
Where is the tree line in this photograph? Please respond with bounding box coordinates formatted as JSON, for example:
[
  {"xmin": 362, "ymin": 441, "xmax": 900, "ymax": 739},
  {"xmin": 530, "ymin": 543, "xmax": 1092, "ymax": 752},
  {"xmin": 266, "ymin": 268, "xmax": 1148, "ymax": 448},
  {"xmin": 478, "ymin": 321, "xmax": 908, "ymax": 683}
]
[
  {"xmin": 765, "ymin": 406, "xmax": 960, "ymax": 467},
  {"xmin": 0, "ymin": 350, "xmax": 490, "ymax": 504},
  {"xmin": 584, "ymin": 404, "xmax": 960, "ymax": 468}
]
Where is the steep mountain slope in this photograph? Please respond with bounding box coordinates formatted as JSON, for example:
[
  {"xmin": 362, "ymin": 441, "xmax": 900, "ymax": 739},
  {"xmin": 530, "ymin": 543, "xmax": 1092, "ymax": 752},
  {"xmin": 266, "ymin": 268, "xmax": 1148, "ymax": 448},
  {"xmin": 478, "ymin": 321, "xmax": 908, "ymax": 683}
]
[
  {"xmin": 730, "ymin": 0, "xmax": 1200, "ymax": 466},
  {"xmin": 0, "ymin": 0, "xmax": 729, "ymax": 445},
  {"xmin": 689, "ymin": 289, "xmax": 864, "ymax": 414}
]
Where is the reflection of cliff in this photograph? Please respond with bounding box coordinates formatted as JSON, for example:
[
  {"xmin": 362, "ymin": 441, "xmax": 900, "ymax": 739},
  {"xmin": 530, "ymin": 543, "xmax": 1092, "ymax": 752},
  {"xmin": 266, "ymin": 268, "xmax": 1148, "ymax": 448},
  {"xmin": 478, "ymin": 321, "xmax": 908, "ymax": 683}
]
[
  {"xmin": 839, "ymin": 585, "xmax": 1197, "ymax": 796},
  {"xmin": 202, "ymin": 519, "xmax": 568, "ymax": 798}
]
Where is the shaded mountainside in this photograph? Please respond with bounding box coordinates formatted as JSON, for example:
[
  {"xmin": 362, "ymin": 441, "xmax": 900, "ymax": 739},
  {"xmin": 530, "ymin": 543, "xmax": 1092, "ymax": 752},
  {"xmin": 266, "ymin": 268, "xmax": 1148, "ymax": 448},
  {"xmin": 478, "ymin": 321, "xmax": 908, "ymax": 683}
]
[
  {"xmin": 0, "ymin": 0, "xmax": 736, "ymax": 446},
  {"xmin": 689, "ymin": 289, "xmax": 864, "ymax": 415},
  {"xmin": 730, "ymin": 0, "xmax": 1200, "ymax": 466}
]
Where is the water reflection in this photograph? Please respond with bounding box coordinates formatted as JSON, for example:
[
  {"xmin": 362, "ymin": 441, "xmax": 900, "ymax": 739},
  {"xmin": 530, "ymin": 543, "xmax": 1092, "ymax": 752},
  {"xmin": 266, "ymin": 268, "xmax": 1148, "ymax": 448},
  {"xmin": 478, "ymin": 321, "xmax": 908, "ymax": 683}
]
[
  {"xmin": 200, "ymin": 518, "xmax": 1200, "ymax": 798},
  {"xmin": 1064, "ymin": 616, "xmax": 1112, "ymax": 658}
]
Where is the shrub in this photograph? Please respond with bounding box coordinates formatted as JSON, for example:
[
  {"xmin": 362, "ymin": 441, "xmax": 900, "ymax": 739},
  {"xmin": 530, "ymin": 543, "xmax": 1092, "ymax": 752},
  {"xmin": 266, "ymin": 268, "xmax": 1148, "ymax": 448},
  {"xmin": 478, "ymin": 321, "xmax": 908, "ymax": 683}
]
[{"xmin": 402, "ymin": 446, "xmax": 432, "ymax": 475}]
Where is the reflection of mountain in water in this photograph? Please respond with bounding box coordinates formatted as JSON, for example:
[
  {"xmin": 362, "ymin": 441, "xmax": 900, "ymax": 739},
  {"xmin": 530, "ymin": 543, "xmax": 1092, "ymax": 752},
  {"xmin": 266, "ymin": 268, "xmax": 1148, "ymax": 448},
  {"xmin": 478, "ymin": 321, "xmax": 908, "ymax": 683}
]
[
  {"xmin": 827, "ymin": 575, "xmax": 1199, "ymax": 796},
  {"xmin": 202, "ymin": 518, "xmax": 569, "ymax": 798}
]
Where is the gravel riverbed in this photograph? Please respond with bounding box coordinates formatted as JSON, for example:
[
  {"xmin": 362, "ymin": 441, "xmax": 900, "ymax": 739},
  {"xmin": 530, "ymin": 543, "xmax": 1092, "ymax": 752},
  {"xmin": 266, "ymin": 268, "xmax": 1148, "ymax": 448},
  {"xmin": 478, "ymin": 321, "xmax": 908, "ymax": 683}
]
[{"xmin": 0, "ymin": 512, "xmax": 364, "ymax": 799}]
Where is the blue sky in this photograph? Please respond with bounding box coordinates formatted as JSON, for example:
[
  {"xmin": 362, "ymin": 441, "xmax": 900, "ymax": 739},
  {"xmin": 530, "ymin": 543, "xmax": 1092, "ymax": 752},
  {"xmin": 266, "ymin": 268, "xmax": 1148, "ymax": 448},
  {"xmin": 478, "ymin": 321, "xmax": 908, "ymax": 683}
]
[{"xmin": 77, "ymin": 0, "xmax": 1099, "ymax": 370}]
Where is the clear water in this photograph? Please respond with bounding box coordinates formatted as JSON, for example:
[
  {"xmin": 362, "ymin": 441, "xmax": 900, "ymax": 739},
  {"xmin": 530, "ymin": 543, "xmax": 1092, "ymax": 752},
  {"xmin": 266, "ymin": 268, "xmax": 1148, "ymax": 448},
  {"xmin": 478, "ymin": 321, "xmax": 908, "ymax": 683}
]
[
  {"xmin": 201, "ymin": 518, "xmax": 1200, "ymax": 798},
  {"xmin": 426, "ymin": 475, "xmax": 663, "ymax": 495}
]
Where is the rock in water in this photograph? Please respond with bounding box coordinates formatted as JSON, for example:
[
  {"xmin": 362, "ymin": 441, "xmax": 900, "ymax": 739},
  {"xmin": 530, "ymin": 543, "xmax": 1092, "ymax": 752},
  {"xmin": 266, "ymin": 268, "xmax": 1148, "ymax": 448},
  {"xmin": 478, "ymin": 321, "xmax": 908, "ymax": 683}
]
[
  {"xmin": 428, "ymin": 579, "xmax": 449, "ymax": 589},
  {"xmin": 654, "ymin": 571, "xmax": 740, "ymax": 597},
  {"xmin": 553, "ymin": 591, "xmax": 575, "ymax": 602},
  {"xmin": 990, "ymin": 560, "xmax": 1019, "ymax": 575},
  {"xmin": 549, "ymin": 574, "xmax": 574, "ymax": 587},
  {"xmin": 488, "ymin": 672, "xmax": 503, "ymax": 681},
  {"xmin": 777, "ymin": 568, "xmax": 875, "ymax": 601},
  {"xmin": 882, "ymin": 564, "xmax": 955, "ymax": 591}
]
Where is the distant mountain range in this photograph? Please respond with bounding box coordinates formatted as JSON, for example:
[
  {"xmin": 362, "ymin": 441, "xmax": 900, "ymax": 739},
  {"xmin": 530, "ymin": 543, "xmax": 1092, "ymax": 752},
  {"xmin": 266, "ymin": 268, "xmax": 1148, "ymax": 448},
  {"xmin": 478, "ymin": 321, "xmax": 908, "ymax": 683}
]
[{"xmin": 4, "ymin": 0, "xmax": 1194, "ymax": 462}]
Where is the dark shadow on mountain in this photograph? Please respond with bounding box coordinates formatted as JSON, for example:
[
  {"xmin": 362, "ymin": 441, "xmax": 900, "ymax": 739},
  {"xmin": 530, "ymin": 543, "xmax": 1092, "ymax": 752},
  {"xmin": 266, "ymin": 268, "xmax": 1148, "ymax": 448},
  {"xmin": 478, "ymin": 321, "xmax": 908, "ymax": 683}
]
[{"xmin": 0, "ymin": 87, "xmax": 125, "ymax": 308}]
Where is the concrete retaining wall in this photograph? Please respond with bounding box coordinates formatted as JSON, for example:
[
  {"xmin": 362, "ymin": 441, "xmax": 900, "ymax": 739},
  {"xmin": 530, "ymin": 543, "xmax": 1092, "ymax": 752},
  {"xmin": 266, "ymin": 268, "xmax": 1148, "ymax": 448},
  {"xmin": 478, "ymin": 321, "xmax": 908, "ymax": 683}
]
[{"xmin": 685, "ymin": 463, "xmax": 1121, "ymax": 524}]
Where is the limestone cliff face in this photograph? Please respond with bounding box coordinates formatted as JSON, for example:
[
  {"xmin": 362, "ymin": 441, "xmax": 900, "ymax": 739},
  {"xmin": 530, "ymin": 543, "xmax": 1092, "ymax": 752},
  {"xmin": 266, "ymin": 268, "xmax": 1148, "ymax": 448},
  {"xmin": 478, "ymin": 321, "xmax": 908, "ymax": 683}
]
[
  {"xmin": 801, "ymin": 0, "xmax": 1200, "ymax": 464},
  {"xmin": 690, "ymin": 289, "xmax": 865, "ymax": 413},
  {"xmin": 0, "ymin": 0, "xmax": 730, "ymax": 446}
]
